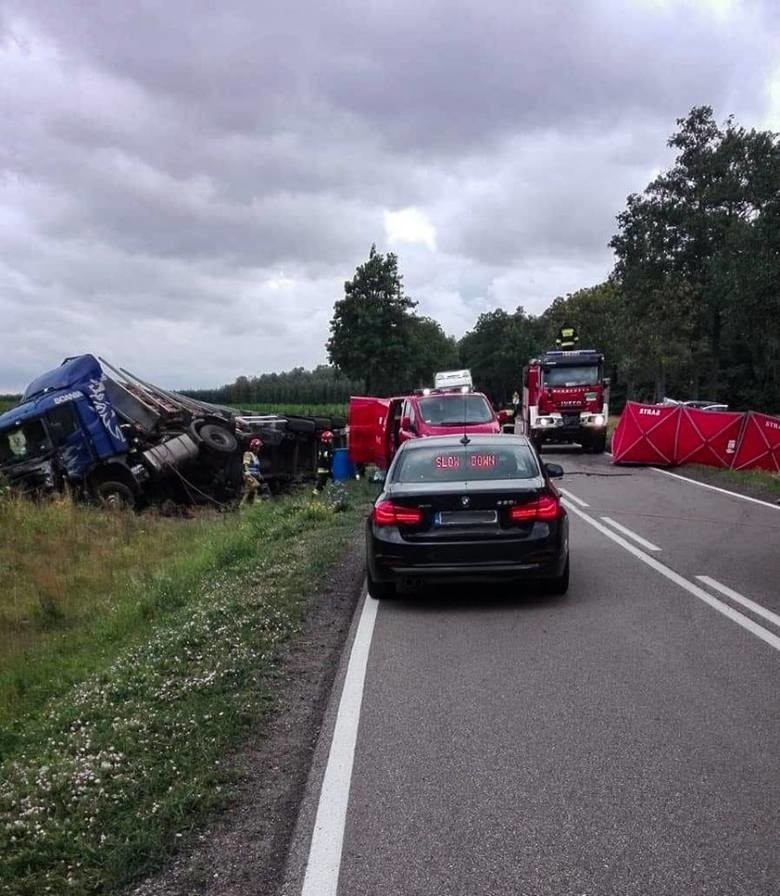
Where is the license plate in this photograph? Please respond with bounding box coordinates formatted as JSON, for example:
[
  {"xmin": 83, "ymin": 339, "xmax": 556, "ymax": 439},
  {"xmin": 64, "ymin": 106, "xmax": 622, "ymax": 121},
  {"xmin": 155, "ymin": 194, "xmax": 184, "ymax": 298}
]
[{"xmin": 435, "ymin": 510, "xmax": 498, "ymax": 526}]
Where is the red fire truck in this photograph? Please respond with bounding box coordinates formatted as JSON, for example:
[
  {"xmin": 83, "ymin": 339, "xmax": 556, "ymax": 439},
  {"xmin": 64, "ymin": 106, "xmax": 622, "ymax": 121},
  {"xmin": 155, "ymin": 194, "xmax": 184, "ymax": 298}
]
[{"xmin": 522, "ymin": 348, "xmax": 609, "ymax": 453}]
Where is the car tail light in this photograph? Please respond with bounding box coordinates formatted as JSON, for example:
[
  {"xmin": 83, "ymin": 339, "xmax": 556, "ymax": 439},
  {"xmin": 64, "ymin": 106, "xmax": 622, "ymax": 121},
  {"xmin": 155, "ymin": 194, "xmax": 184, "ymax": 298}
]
[
  {"xmin": 509, "ymin": 494, "xmax": 561, "ymax": 523},
  {"xmin": 373, "ymin": 500, "xmax": 423, "ymax": 527}
]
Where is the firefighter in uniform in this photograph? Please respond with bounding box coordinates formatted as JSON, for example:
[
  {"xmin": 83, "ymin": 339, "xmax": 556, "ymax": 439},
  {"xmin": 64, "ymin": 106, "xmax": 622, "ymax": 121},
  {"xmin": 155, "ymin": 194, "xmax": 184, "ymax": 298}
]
[
  {"xmin": 241, "ymin": 437, "xmax": 270, "ymax": 505},
  {"xmin": 313, "ymin": 430, "xmax": 334, "ymax": 495}
]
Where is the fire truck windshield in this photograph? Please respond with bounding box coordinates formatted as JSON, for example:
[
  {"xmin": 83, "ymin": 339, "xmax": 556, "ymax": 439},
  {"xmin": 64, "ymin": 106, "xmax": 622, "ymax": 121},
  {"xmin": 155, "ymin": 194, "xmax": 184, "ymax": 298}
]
[{"xmin": 544, "ymin": 364, "xmax": 600, "ymax": 387}]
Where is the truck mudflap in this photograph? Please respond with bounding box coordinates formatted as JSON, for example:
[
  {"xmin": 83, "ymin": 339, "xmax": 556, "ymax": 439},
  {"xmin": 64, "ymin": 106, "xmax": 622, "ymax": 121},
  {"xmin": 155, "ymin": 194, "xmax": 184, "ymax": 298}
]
[{"xmin": 348, "ymin": 397, "xmax": 392, "ymax": 468}]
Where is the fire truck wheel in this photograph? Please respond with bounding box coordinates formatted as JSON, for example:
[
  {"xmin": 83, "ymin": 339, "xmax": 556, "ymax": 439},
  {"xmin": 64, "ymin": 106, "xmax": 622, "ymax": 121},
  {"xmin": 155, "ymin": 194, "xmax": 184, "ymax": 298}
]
[
  {"xmin": 193, "ymin": 422, "xmax": 238, "ymax": 455},
  {"xmin": 590, "ymin": 434, "xmax": 607, "ymax": 454},
  {"xmin": 96, "ymin": 481, "xmax": 136, "ymax": 510}
]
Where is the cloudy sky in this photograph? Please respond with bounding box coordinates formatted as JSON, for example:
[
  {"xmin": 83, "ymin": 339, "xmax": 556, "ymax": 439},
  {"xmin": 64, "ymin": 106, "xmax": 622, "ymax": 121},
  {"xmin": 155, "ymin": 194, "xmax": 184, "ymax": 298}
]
[{"xmin": 1, "ymin": 0, "xmax": 778, "ymax": 391}]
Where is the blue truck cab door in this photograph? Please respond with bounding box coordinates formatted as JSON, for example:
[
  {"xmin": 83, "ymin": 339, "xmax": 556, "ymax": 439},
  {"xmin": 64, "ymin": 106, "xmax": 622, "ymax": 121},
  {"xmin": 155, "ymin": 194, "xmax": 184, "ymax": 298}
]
[{"xmin": 43, "ymin": 398, "xmax": 96, "ymax": 480}]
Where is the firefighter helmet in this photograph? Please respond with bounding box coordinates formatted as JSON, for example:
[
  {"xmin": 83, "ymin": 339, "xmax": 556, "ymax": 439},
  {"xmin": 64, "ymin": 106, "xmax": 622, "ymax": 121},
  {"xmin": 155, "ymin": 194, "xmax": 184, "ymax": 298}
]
[
  {"xmin": 319, "ymin": 430, "xmax": 334, "ymax": 443},
  {"xmin": 249, "ymin": 437, "xmax": 263, "ymax": 451}
]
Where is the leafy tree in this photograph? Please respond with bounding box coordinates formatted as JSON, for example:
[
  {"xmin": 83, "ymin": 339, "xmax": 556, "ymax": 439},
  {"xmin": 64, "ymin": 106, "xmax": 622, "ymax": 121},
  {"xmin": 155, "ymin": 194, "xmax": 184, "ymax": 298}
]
[
  {"xmin": 327, "ymin": 245, "xmax": 417, "ymax": 395},
  {"xmin": 405, "ymin": 316, "xmax": 460, "ymax": 391},
  {"xmin": 610, "ymin": 106, "xmax": 780, "ymax": 406},
  {"xmin": 459, "ymin": 307, "xmax": 539, "ymax": 406}
]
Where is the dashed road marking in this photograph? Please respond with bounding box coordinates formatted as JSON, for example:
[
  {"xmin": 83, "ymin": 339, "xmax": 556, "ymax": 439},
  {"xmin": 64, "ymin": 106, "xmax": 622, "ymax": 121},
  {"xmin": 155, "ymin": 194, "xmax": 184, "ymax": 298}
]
[{"xmin": 562, "ymin": 500, "xmax": 780, "ymax": 652}]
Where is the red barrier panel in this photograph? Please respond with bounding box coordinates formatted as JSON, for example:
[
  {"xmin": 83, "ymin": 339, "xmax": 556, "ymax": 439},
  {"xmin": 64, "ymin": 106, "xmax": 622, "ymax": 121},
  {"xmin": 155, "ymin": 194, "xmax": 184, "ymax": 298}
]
[
  {"xmin": 730, "ymin": 411, "xmax": 780, "ymax": 473},
  {"xmin": 674, "ymin": 407, "xmax": 746, "ymax": 469},
  {"xmin": 611, "ymin": 402, "xmax": 681, "ymax": 465}
]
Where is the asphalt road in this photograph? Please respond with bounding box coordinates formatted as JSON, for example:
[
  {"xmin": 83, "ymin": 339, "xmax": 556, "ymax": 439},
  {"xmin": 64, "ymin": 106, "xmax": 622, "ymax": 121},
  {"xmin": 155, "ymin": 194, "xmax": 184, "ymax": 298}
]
[{"xmin": 287, "ymin": 453, "xmax": 780, "ymax": 896}]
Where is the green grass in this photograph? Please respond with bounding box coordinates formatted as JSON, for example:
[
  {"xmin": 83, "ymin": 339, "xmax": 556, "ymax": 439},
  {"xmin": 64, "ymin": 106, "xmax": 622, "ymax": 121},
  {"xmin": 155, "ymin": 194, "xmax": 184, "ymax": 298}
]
[
  {"xmin": 686, "ymin": 464, "xmax": 780, "ymax": 496},
  {"xmin": 0, "ymin": 399, "xmax": 19, "ymax": 414},
  {"xmin": 0, "ymin": 483, "xmax": 372, "ymax": 895},
  {"xmin": 231, "ymin": 403, "xmax": 348, "ymax": 418}
]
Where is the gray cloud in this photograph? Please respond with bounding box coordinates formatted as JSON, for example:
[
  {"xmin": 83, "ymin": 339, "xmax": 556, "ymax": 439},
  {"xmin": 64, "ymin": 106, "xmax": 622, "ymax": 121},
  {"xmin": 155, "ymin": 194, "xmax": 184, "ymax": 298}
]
[{"xmin": 0, "ymin": 0, "xmax": 778, "ymax": 390}]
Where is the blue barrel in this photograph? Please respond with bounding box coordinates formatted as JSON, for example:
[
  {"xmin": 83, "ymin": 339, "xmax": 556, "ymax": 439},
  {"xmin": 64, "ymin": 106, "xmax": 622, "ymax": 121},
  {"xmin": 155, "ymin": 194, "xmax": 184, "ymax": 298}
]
[{"xmin": 331, "ymin": 448, "xmax": 356, "ymax": 481}]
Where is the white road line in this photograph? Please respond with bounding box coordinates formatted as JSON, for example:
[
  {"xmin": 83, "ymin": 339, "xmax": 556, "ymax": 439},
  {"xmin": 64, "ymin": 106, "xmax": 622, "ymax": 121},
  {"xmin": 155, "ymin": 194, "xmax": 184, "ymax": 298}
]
[
  {"xmin": 601, "ymin": 516, "xmax": 661, "ymax": 552},
  {"xmin": 695, "ymin": 576, "xmax": 780, "ymax": 630},
  {"xmin": 650, "ymin": 466, "xmax": 780, "ymax": 511},
  {"xmin": 558, "ymin": 487, "xmax": 589, "ymax": 508},
  {"xmin": 562, "ymin": 500, "xmax": 780, "ymax": 652},
  {"xmin": 301, "ymin": 591, "xmax": 378, "ymax": 896}
]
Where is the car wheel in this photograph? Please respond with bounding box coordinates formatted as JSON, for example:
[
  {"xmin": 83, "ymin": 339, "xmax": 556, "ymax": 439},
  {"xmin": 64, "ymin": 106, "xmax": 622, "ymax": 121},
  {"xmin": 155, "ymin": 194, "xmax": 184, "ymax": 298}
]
[
  {"xmin": 544, "ymin": 557, "xmax": 569, "ymax": 595},
  {"xmin": 367, "ymin": 568, "xmax": 396, "ymax": 599}
]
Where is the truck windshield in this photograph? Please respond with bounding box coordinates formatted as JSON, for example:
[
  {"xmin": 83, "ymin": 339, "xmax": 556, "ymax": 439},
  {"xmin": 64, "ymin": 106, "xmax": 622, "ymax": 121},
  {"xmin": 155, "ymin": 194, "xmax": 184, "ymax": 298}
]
[
  {"xmin": 418, "ymin": 394, "xmax": 494, "ymax": 426},
  {"xmin": 544, "ymin": 365, "xmax": 600, "ymax": 387},
  {"xmin": 0, "ymin": 420, "xmax": 51, "ymax": 466}
]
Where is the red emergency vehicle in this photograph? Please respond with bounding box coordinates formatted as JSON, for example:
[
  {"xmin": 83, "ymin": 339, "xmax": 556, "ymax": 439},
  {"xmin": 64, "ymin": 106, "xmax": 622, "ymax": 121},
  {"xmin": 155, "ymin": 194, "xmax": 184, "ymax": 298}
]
[
  {"xmin": 348, "ymin": 370, "xmax": 501, "ymax": 470},
  {"xmin": 522, "ymin": 349, "xmax": 609, "ymax": 453}
]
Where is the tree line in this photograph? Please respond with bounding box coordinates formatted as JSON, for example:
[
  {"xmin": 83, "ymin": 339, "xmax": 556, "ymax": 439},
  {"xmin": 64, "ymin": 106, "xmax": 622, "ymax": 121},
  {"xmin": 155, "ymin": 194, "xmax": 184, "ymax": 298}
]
[{"xmin": 193, "ymin": 106, "xmax": 779, "ymax": 414}]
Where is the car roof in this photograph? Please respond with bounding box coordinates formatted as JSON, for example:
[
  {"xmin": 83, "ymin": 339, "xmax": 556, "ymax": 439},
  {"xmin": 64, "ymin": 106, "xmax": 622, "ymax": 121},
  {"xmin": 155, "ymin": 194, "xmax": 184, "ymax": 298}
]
[{"xmin": 398, "ymin": 433, "xmax": 532, "ymax": 451}]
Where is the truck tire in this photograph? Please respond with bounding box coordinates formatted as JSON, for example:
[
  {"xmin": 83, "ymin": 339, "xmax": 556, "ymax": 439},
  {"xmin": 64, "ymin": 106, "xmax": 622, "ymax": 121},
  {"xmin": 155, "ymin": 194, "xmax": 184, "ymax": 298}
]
[
  {"xmin": 96, "ymin": 480, "xmax": 136, "ymax": 510},
  {"xmin": 331, "ymin": 415, "xmax": 347, "ymax": 430},
  {"xmin": 285, "ymin": 417, "xmax": 316, "ymax": 435},
  {"xmin": 313, "ymin": 416, "xmax": 332, "ymax": 431},
  {"xmin": 192, "ymin": 422, "xmax": 238, "ymax": 455}
]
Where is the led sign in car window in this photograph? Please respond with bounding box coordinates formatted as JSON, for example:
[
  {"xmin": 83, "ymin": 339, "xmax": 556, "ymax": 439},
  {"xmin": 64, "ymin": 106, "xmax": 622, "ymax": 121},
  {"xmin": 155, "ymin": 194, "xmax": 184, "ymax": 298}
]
[{"xmin": 395, "ymin": 446, "xmax": 538, "ymax": 482}]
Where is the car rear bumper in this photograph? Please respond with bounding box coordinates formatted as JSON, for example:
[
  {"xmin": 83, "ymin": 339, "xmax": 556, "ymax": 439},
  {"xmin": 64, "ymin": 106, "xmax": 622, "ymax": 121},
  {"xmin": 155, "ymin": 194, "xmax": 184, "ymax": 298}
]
[{"xmin": 367, "ymin": 522, "xmax": 568, "ymax": 584}]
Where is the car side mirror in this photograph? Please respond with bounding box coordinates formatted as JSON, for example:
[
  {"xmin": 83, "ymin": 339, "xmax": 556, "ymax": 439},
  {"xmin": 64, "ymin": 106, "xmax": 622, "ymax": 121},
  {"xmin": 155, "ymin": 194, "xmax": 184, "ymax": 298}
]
[
  {"xmin": 544, "ymin": 462, "xmax": 564, "ymax": 479},
  {"xmin": 400, "ymin": 416, "xmax": 413, "ymax": 432}
]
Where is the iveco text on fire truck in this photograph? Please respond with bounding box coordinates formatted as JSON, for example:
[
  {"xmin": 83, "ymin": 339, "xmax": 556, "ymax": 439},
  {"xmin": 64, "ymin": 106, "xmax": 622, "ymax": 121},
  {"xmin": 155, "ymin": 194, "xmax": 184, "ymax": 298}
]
[{"xmin": 522, "ymin": 347, "xmax": 609, "ymax": 453}]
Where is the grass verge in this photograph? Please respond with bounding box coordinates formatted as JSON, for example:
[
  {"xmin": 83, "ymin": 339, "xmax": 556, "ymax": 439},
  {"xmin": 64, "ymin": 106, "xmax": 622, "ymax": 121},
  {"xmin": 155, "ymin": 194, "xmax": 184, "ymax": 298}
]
[
  {"xmin": 0, "ymin": 483, "xmax": 371, "ymax": 895},
  {"xmin": 682, "ymin": 464, "xmax": 780, "ymax": 499}
]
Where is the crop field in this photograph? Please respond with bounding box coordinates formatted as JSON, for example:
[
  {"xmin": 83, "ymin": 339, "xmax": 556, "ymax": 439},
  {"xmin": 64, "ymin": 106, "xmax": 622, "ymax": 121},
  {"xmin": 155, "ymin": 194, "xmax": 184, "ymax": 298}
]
[
  {"xmin": 0, "ymin": 483, "xmax": 371, "ymax": 895},
  {"xmin": 232, "ymin": 402, "xmax": 348, "ymax": 418}
]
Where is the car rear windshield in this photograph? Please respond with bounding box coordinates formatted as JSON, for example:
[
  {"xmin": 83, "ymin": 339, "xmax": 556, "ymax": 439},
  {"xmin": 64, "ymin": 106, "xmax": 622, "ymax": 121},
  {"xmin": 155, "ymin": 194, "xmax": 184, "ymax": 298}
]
[
  {"xmin": 417, "ymin": 394, "xmax": 493, "ymax": 425},
  {"xmin": 393, "ymin": 445, "xmax": 540, "ymax": 482}
]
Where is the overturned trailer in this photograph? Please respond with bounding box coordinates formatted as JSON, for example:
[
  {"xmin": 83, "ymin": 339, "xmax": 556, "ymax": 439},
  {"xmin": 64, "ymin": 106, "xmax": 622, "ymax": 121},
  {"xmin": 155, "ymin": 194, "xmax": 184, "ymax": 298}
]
[{"xmin": 0, "ymin": 355, "xmax": 341, "ymax": 508}]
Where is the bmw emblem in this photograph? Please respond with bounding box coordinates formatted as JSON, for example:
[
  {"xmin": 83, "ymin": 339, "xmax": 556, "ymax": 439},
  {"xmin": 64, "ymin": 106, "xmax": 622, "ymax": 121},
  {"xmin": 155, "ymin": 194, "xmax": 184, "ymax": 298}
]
[{"xmin": 460, "ymin": 495, "xmax": 470, "ymax": 508}]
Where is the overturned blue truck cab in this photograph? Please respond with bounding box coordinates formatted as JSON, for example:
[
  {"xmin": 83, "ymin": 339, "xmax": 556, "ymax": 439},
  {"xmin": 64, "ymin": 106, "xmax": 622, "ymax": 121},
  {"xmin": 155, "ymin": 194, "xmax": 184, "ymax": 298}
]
[{"xmin": 0, "ymin": 355, "xmax": 244, "ymax": 508}]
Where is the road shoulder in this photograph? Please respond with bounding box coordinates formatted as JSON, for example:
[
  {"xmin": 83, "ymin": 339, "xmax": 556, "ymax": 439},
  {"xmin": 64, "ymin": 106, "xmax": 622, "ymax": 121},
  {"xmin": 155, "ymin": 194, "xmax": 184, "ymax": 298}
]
[{"xmin": 130, "ymin": 533, "xmax": 366, "ymax": 896}]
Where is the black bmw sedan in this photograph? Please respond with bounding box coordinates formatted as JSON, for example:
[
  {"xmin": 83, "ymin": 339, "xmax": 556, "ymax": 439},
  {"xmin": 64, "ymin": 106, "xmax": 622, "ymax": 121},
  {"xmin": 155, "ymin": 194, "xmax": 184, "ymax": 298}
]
[{"xmin": 365, "ymin": 434, "xmax": 569, "ymax": 598}]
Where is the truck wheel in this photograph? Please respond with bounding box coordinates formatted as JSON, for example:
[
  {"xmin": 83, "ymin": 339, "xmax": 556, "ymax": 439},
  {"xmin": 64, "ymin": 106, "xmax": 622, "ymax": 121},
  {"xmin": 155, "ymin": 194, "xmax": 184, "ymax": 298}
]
[
  {"xmin": 96, "ymin": 481, "xmax": 136, "ymax": 510},
  {"xmin": 192, "ymin": 422, "xmax": 238, "ymax": 454},
  {"xmin": 285, "ymin": 417, "xmax": 316, "ymax": 435},
  {"xmin": 367, "ymin": 568, "xmax": 396, "ymax": 600},
  {"xmin": 532, "ymin": 437, "xmax": 543, "ymax": 455},
  {"xmin": 591, "ymin": 434, "xmax": 607, "ymax": 454}
]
